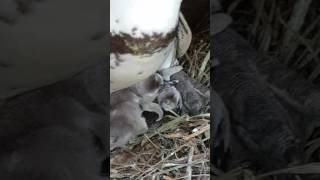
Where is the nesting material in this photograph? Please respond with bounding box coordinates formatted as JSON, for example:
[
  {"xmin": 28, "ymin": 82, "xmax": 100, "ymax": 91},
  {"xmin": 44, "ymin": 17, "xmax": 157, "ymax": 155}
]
[{"xmin": 110, "ymin": 30, "xmax": 210, "ymax": 179}]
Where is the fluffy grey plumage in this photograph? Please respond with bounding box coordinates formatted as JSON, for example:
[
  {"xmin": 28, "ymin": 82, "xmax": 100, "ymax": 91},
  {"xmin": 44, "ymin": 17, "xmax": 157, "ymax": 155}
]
[
  {"xmin": 157, "ymin": 85, "xmax": 182, "ymax": 112},
  {"xmin": 130, "ymin": 73, "xmax": 164, "ymax": 102},
  {"xmin": 156, "ymin": 66, "xmax": 183, "ymax": 112},
  {"xmin": 171, "ymin": 71, "xmax": 209, "ymax": 115},
  {"xmin": 110, "ymin": 75, "xmax": 165, "ymax": 150},
  {"xmin": 110, "ymin": 100, "xmax": 148, "ymax": 150},
  {"xmin": 110, "ymin": 90, "xmax": 146, "ymax": 149}
]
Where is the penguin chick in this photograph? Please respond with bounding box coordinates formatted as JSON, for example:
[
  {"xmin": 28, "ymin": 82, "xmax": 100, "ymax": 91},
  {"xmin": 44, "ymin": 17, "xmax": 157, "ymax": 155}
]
[
  {"xmin": 171, "ymin": 70, "xmax": 209, "ymax": 115},
  {"xmin": 110, "ymin": 101, "xmax": 148, "ymax": 150},
  {"xmin": 156, "ymin": 65, "xmax": 183, "ymax": 113},
  {"xmin": 110, "ymin": 88, "xmax": 140, "ymax": 107},
  {"xmin": 130, "ymin": 73, "xmax": 164, "ymax": 102},
  {"xmin": 111, "ymin": 87, "xmax": 164, "ymax": 122},
  {"xmin": 140, "ymin": 100, "xmax": 163, "ymax": 121},
  {"xmin": 157, "ymin": 85, "xmax": 182, "ymax": 112}
]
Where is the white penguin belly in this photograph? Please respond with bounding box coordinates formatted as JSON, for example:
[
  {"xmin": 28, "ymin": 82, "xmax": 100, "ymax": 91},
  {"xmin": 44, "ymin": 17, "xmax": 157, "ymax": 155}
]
[
  {"xmin": 110, "ymin": 41, "xmax": 176, "ymax": 92},
  {"xmin": 110, "ymin": 0, "xmax": 182, "ymax": 93}
]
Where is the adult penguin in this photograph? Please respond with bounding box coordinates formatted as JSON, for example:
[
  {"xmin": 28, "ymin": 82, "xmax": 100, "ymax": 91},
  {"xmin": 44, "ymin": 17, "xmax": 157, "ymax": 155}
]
[
  {"xmin": 0, "ymin": 0, "xmax": 106, "ymax": 99},
  {"xmin": 110, "ymin": 0, "xmax": 185, "ymax": 93}
]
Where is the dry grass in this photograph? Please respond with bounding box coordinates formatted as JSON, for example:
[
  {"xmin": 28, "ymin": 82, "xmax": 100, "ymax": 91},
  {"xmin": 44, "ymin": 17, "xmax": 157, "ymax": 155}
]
[
  {"xmin": 110, "ymin": 31, "xmax": 210, "ymax": 179},
  {"xmin": 226, "ymin": 0, "xmax": 320, "ymax": 82},
  {"xmin": 111, "ymin": 114, "xmax": 210, "ymax": 179},
  {"xmin": 181, "ymin": 29, "xmax": 210, "ymax": 88},
  {"xmin": 212, "ymin": 0, "xmax": 320, "ymax": 179}
]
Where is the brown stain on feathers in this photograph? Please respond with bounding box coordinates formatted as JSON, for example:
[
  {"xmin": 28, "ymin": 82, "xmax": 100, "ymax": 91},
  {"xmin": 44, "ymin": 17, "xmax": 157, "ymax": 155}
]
[{"xmin": 110, "ymin": 27, "xmax": 178, "ymax": 55}]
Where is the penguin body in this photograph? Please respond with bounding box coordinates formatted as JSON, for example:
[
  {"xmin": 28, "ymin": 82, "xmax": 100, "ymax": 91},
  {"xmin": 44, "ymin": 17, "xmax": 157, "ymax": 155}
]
[{"xmin": 110, "ymin": 0, "xmax": 182, "ymax": 92}]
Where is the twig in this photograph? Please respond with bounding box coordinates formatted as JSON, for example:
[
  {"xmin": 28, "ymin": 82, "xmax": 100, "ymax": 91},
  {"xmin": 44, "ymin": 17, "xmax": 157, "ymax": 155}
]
[
  {"xmin": 183, "ymin": 124, "xmax": 210, "ymax": 141},
  {"xmin": 138, "ymin": 144, "xmax": 188, "ymax": 179},
  {"xmin": 250, "ymin": 0, "xmax": 266, "ymax": 38},
  {"xmin": 227, "ymin": 0, "xmax": 243, "ymax": 15},
  {"xmin": 143, "ymin": 134, "xmax": 160, "ymax": 150},
  {"xmin": 278, "ymin": 15, "xmax": 319, "ymax": 62},
  {"xmin": 197, "ymin": 51, "xmax": 210, "ymax": 81},
  {"xmin": 163, "ymin": 153, "xmax": 209, "ymax": 165},
  {"xmin": 281, "ymin": 0, "xmax": 313, "ymax": 62},
  {"xmin": 186, "ymin": 146, "xmax": 195, "ymax": 180}
]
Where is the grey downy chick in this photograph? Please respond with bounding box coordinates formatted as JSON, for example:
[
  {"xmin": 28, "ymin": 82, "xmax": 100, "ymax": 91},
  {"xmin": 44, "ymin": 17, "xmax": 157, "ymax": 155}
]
[
  {"xmin": 171, "ymin": 70, "xmax": 210, "ymax": 115},
  {"xmin": 112, "ymin": 77, "xmax": 164, "ymax": 122},
  {"xmin": 110, "ymin": 88, "xmax": 140, "ymax": 107},
  {"xmin": 162, "ymin": 55, "xmax": 210, "ymax": 116},
  {"xmin": 157, "ymin": 66, "xmax": 183, "ymax": 112},
  {"xmin": 130, "ymin": 73, "xmax": 164, "ymax": 102},
  {"xmin": 157, "ymin": 85, "xmax": 182, "ymax": 113},
  {"xmin": 110, "ymin": 73, "xmax": 168, "ymax": 150},
  {"xmin": 139, "ymin": 99, "xmax": 163, "ymax": 122},
  {"xmin": 110, "ymin": 93, "xmax": 148, "ymax": 150},
  {"xmin": 129, "ymin": 73, "xmax": 164, "ymax": 121}
]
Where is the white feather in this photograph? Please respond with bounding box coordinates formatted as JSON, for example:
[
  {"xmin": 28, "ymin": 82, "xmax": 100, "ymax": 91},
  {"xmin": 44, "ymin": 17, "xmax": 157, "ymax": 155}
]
[{"xmin": 110, "ymin": 0, "xmax": 182, "ymax": 38}]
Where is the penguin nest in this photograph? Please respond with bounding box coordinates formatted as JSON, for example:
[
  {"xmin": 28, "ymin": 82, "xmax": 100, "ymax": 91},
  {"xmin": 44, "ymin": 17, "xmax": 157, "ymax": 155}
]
[
  {"xmin": 181, "ymin": 29, "xmax": 210, "ymax": 89},
  {"xmin": 110, "ymin": 32, "xmax": 210, "ymax": 179}
]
